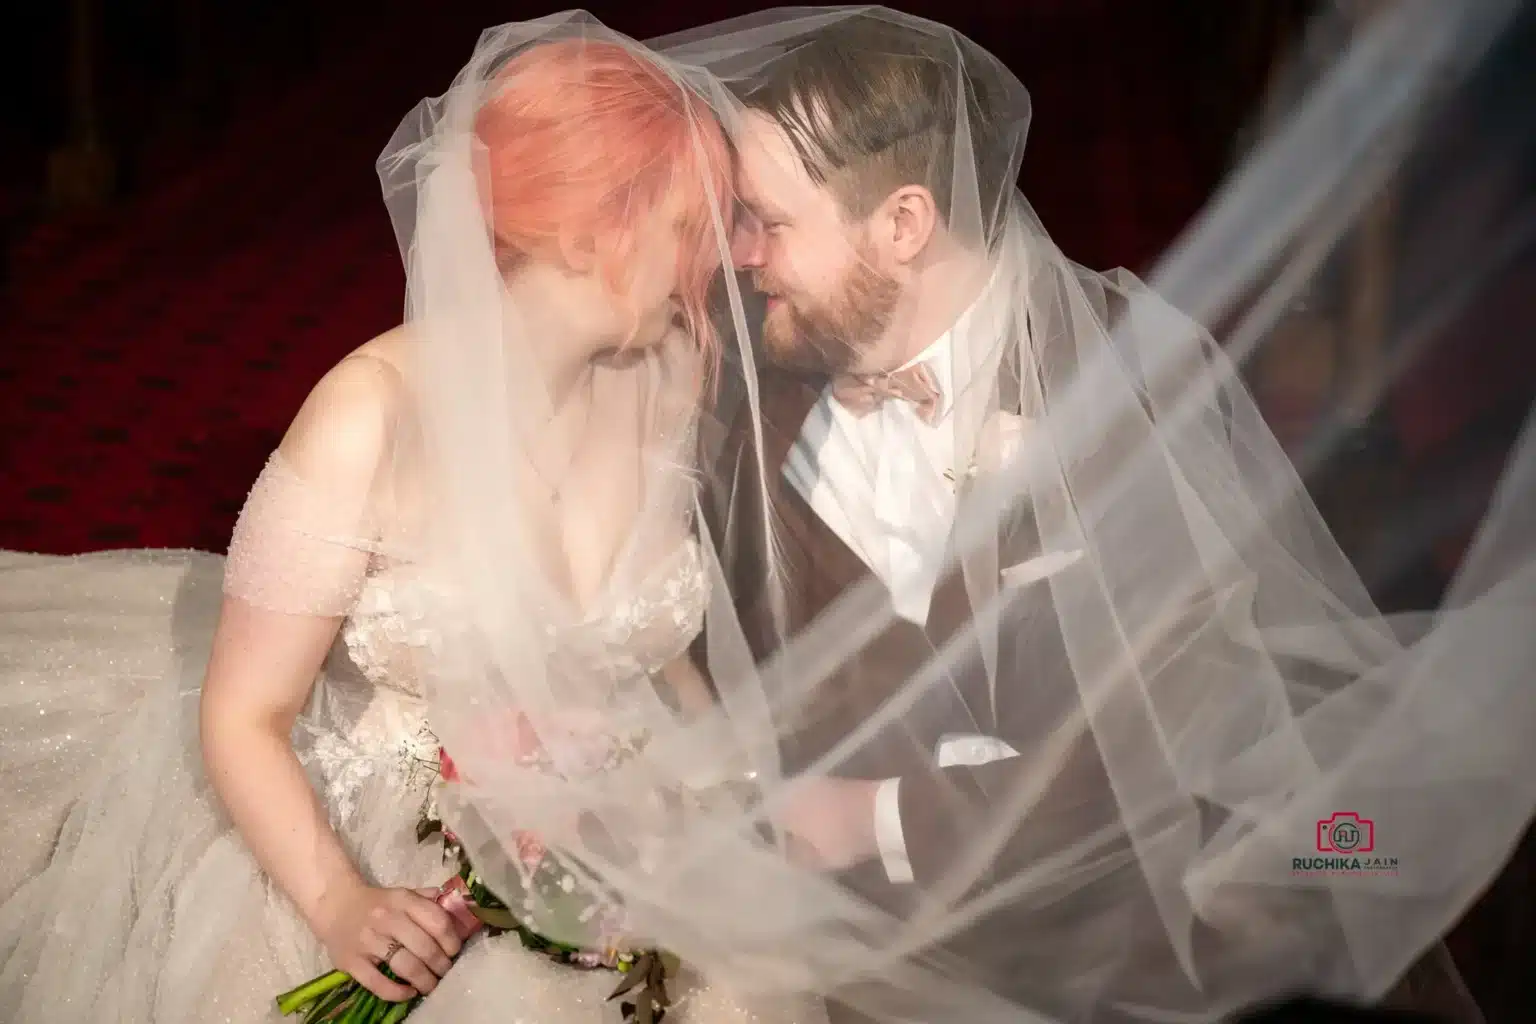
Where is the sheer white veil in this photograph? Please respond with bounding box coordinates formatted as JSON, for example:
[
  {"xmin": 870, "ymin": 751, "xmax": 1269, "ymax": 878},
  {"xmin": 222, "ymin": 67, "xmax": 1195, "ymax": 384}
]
[{"xmin": 382, "ymin": 4, "xmax": 1536, "ymax": 1021}]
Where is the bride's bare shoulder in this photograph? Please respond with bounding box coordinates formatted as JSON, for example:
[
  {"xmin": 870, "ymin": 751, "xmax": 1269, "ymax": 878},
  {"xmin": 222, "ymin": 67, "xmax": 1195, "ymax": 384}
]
[{"xmin": 275, "ymin": 327, "xmax": 415, "ymax": 483}]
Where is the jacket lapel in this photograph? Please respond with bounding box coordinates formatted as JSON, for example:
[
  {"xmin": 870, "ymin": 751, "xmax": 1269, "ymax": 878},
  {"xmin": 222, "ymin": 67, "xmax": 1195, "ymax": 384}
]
[
  {"xmin": 753, "ymin": 365, "xmax": 1040, "ymax": 645},
  {"xmin": 755, "ymin": 370, "xmax": 869, "ymax": 627},
  {"xmin": 739, "ymin": 367, "xmax": 1041, "ymax": 771}
]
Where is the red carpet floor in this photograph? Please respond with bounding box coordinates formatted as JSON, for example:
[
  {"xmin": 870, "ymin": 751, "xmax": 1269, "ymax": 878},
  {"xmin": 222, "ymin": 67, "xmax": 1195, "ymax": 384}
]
[{"xmin": 1, "ymin": 19, "xmax": 427, "ymax": 552}]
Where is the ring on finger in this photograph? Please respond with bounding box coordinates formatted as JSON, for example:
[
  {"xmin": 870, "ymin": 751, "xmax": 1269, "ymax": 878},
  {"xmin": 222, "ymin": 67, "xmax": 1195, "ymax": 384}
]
[{"xmin": 381, "ymin": 938, "xmax": 404, "ymax": 965}]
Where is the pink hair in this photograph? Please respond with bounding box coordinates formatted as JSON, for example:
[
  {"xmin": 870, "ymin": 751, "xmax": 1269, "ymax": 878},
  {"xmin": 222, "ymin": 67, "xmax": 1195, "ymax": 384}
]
[{"xmin": 475, "ymin": 39, "xmax": 733, "ymax": 375}]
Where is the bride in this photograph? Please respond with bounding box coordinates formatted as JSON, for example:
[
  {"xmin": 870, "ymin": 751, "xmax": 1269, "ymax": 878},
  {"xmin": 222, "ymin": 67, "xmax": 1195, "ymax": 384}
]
[{"xmin": 0, "ymin": 20, "xmax": 815, "ymax": 1024}]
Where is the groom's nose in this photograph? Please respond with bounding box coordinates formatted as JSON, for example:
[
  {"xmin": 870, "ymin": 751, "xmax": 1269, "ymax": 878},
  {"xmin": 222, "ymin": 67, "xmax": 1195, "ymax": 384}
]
[{"xmin": 731, "ymin": 212, "xmax": 766, "ymax": 271}]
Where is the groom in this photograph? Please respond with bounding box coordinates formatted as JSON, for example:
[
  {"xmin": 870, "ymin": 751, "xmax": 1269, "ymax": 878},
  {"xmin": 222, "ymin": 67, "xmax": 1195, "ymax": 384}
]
[
  {"xmin": 705, "ymin": 12, "xmax": 1483, "ymax": 1024},
  {"xmin": 706, "ymin": 14, "xmax": 1157, "ymax": 1021}
]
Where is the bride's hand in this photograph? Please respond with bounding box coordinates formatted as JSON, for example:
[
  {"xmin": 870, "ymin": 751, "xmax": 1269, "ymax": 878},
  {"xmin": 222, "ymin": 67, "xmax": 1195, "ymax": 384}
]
[{"xmin": 312, "ymin": 880, "xmax": 464, "ymax": 1001}]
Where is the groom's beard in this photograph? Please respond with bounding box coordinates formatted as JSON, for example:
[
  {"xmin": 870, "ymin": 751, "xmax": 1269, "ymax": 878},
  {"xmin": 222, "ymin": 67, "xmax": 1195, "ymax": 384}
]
[{"xmin": 757, "ymin": 250, "xmax": 899, "ymax": 374}]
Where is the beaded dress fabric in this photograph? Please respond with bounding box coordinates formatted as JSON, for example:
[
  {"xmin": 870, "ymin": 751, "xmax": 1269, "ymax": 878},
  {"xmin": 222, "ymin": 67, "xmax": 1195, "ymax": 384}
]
[{"xmin": 0, "ymin": 449, "xmax": 822, "ymax": 1024}]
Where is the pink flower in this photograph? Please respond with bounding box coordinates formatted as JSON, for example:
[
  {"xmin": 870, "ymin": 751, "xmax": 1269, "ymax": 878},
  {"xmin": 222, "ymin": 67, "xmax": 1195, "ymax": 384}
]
[
  {"xmin": 437, "ymin": 746, "xmax": 460, "ymax": 783},
  {"xmin": 456, "ymin": 709, "xmax": 546, "ymax": 766},
  {"xmin": 434, "ymin": 876, "xmax": 485, "ymax": 941},
  {"xmin": 514, "ymin": 830, "xmax": 547, "ymax": 871},
  {"xmin": 436, "ymin": 711, "xmax": 536, "ymax": 787}
]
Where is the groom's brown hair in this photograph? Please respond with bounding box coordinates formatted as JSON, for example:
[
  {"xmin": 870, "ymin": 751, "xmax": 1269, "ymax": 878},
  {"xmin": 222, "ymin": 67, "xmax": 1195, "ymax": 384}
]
[{"xmin": 741, "ymin": 14, "xmax": 1023, "ymax": 244}]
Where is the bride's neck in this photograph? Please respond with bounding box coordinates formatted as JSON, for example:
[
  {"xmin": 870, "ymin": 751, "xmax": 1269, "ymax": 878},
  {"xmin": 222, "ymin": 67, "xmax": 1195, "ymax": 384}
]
[{"xmin": 504, "ymin": 264, "xmax": 623, "ymax": 406}]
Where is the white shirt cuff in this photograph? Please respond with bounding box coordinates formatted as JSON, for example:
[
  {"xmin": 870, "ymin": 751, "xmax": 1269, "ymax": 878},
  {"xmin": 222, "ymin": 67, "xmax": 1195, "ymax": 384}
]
[
  {"xmin": 875, "ymin": 734, "xmax": 1023, "ymax": 887},
  {"xmin": 936, "ymin": 733, "xmax": 1021, "ymax": 768},
  {"xmin": 873, "ymin": 776, "xmax": 913, "ymax": 884}
]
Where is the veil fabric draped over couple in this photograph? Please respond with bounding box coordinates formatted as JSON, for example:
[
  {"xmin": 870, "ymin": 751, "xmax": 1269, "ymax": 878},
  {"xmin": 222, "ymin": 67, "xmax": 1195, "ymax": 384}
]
[{"xmin": 3, "ymin": 4, "xmax": 1535, "ymax": 1023}]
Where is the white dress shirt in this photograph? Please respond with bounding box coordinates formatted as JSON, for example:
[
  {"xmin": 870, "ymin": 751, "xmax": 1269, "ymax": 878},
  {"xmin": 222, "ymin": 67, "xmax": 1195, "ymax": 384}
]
[
  {"xmin": 782, "ymin": 280, "xmax": 1081, "ymax": 884},
  {"xmin": 783, "ymin": 331, "xmax": 961, "ymax": 625}
]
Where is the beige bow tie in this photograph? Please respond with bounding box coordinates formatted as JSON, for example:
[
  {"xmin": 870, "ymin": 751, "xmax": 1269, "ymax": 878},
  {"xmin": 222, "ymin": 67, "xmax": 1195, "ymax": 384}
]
[{"xmin": 830, "ymin": 363, "xmax": 942, "ymax": 425}]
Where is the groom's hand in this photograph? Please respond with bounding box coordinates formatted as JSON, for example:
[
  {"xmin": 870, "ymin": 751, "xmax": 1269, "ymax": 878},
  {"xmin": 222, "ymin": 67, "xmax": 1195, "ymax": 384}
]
[{"xmin": 772, "ymin": 776, "xmax": 881, "ymax": 872}]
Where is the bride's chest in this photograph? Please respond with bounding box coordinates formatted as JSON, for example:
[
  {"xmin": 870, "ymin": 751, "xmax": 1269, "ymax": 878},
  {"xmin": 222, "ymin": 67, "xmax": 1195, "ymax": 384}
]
[{"xmin": 337, "ymin": 540, "xmax": 708, "ymax": 699}]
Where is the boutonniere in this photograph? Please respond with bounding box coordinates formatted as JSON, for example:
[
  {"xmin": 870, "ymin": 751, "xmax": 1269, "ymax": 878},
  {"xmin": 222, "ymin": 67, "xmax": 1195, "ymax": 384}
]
[{"xmin": 944, "ymin": 411, "xmax": 1028, "ymax": 488}]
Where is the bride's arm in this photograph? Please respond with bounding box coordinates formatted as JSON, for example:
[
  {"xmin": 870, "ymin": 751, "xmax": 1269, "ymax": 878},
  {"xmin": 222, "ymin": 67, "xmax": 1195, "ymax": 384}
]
[
  {"xmin": 200, "ymin": 596, "xmax": 370, "ymax": 931},
  {"xmin": 199, "ymin": 354, "xmax": 459, "ymax": 1000}
]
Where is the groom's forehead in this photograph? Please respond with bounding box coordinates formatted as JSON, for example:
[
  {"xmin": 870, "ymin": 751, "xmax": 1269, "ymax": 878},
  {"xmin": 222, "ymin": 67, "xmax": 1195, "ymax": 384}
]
[{"xmin": 736, "ymin": 112, "xmax": 818, "ymax": 210}]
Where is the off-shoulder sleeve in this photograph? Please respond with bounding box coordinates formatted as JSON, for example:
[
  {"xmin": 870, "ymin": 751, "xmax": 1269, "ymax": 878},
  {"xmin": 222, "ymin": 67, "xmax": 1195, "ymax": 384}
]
[
  {"xmin": 222, "ymin": 351, "xmax": 401, "ymax": 616},
  {"xmin": 222, "ymin": 451, "xmax": 379, "ymax": 617}
]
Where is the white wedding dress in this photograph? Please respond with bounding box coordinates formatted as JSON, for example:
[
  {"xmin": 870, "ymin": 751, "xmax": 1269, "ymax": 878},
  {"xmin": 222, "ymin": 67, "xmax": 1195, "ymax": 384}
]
[{"xmin": 0, "ymin": 451, "xmax": 823, "ymax": 1024}]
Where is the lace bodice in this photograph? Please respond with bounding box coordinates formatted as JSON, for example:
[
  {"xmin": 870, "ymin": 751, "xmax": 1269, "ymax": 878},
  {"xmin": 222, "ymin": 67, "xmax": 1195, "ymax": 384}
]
[
  {"xmin": 339, "ymin": 538, "xmax": 708, "ymax": 700},
  {"xmin": 223, "ymin": 451, "xmax": 710, "ymax": 825},
  {"xmin": 289, "ymin": 540, "xmax": 708, "ymax": 829},
  {"xmin": 307, "ymin": 539, "xmax": 705, "ymax": 819}
]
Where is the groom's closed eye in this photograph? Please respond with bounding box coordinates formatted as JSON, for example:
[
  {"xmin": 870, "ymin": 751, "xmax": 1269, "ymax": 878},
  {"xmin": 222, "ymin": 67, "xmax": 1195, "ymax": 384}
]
[
  {"xmin": 736, "ymin": 197, "xmax": 789, "ymax": 232},
  {"xmin": 733, "ymin": 202, "xmax": 765, "ymax": 233}
]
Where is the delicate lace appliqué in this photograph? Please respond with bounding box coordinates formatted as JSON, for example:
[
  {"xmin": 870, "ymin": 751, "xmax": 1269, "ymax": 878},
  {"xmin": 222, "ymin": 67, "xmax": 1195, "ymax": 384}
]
[{"xmin": 309, "ymin": 538, "xmax": 709, "ymax": 818}]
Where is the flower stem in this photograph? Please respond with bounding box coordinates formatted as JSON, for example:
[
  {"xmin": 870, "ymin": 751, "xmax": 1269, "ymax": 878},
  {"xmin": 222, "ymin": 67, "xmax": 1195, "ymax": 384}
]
[
  {"xmin": 339, "ymin": 991, "xmax": 376, "ymax": 1024},
  {"xmin": 380, "ymin": 1000, "xmax": 414, "ymax": 1024},
  {"xmin": 302, "ymin": 981, "xmax": 354, "ymax": 1023},
  {"xmin": 277, "ymin": 969, "xmax": 352, "ymax": 1015}
]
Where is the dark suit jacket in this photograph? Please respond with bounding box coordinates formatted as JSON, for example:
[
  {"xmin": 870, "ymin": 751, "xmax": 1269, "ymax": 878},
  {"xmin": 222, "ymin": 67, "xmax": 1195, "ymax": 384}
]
[{"xmin": 699, "ymin": 367, "xmax": 1483, "ymax": 1023}]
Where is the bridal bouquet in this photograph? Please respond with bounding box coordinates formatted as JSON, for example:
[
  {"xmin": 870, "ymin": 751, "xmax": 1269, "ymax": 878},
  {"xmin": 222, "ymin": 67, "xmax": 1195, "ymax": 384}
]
[{"xmin": 276, "ymin": 742, "xmax": 677, "ymax": 1023}]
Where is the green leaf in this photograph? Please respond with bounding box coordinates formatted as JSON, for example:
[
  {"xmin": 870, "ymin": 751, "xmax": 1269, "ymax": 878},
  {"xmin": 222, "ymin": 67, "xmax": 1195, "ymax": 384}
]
[
  {"xmin": 470, "ymin": 904, "xmax": 521, "ymax": 931},
  {"xmin": 608, "ymin": 964, "xmax": 648, "ymax": 1001},
  {"xmin": 468, "ymin": 878, "xmax": 510, "ymax": 911}
]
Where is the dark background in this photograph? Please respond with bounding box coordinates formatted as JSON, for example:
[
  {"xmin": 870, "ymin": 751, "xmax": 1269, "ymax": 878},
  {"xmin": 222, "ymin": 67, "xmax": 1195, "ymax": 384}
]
[
  {"xmin": 0, "ymin": 0, "xmax": 1330, "ymax": 551},
  {"xmin": 0, "ymin": 2, "xmax": 1528, "ymax": 1019}
]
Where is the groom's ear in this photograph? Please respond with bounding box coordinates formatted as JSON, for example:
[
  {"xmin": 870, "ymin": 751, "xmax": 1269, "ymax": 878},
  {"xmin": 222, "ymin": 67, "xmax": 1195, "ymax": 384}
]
[{"xmin": 879, "ymin": 184, "xmax": 939, "ymax": 265}]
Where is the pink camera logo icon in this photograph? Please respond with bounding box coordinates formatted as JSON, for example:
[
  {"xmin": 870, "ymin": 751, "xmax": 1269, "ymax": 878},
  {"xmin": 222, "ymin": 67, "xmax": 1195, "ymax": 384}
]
[{"xmin": 1317, "ymin": 812, "xmax": 1374, "ymax": 854}]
